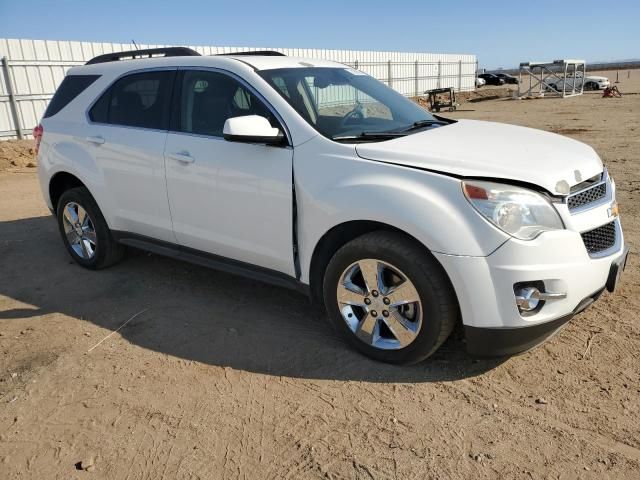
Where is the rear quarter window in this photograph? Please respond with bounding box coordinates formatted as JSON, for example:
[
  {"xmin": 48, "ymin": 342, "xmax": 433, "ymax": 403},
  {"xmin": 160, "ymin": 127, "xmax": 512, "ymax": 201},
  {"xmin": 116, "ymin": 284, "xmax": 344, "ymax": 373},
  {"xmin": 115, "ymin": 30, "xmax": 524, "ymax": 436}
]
[{"xmin": 43, "ymin": 75, "xmax": 100, "ymax": 118}]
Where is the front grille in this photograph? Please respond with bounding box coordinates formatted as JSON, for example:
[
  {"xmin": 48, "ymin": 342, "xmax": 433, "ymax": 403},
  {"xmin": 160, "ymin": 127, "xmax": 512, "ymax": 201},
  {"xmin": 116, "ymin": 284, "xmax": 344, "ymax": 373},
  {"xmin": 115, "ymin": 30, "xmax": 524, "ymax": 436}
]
[
  {"xmin": 568, "ymin": 182, "xmax": 607, "ymax": 211},
  {"xmin": 581, "ymin": 221, "xmax": 616, "ymax": 255}
]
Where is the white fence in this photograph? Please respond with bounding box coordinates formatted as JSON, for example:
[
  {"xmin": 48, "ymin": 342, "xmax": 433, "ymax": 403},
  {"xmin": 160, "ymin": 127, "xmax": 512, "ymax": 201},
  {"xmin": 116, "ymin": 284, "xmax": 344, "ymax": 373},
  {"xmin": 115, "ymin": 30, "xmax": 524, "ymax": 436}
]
[{"xmin": 0, "ymin": 38, "xmax": 477, "ymax": 139}]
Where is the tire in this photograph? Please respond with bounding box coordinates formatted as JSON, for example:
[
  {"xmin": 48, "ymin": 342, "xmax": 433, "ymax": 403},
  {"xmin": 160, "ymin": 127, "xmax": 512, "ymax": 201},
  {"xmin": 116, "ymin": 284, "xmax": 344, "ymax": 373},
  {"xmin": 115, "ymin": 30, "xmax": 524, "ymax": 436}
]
[
  {"xmin": 323, "ymin": 231, "xmax": 458, "ymax": 364},
  {"xmin": 585, "ymin": 82, "xmax": 598, "ymax": 91},
  {"xmin": 56, "ymin": 187, "xmax": 124, "ymax": 269}
]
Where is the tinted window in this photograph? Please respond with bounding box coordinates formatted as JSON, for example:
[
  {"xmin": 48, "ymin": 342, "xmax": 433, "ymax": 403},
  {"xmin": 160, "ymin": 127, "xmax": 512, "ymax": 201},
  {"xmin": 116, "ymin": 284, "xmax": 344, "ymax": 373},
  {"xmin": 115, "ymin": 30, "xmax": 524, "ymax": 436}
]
[
  {"xmin": 89, "ymin": 71, "xmax": 175, "ymax": 130},
  {"xmin": 176, "ymin": 70, "xmax": 277, "ymax": 137},
  {"xmin": 44, "ymin": 75, "xmax": 100, "ymax": 118},
  {"xmin": 271, "ymin": 76, "xmax": 291, "ymax": 98}
]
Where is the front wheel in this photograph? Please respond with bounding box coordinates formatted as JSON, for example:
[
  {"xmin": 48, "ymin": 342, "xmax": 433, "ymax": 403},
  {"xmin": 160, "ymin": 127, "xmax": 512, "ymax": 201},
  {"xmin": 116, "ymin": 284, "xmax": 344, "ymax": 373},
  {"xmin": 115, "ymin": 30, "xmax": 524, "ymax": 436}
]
[{"xmin": 323, "ymin": 231, "xmax": 458, "ymax": 364}]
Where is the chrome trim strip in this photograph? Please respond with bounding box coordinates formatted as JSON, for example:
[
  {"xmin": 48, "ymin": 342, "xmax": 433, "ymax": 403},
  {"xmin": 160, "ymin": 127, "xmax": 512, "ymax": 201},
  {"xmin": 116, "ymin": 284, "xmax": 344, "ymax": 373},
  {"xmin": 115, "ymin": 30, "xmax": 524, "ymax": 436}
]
[{"xmin": 537, "ymin": 292, "xmax": 567, "ymax": 301}]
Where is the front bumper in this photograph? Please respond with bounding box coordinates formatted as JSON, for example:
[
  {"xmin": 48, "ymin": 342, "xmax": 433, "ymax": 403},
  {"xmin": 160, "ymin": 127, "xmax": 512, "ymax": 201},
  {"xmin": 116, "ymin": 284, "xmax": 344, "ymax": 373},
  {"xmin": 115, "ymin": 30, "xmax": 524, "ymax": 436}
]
[
  {"xmin": 434, "ymin": 218, "xmax": 627, "ymax": 356},
  {"xmin": 464, "ymin": 288, "xmax": 603, "ymax": 356}
]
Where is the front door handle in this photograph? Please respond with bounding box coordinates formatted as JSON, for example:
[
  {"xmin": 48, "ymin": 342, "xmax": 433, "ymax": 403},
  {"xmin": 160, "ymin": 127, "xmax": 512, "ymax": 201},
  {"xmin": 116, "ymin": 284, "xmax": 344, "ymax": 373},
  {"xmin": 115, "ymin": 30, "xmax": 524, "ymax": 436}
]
[
  {"xmin": 85, "ymin": 135, "xmax": 105, "ymax": 145},
  {"xmin": 168, "ymin": 151, "xmax": 195, "ymax": 164}
]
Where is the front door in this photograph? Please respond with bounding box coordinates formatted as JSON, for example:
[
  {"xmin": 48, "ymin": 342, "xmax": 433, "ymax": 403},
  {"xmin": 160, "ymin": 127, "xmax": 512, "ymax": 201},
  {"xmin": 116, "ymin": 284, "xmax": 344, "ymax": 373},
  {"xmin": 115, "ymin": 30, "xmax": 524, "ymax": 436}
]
[{"xmin": 164, "ymin": 69, "xmax": 295, "ymax": 276}]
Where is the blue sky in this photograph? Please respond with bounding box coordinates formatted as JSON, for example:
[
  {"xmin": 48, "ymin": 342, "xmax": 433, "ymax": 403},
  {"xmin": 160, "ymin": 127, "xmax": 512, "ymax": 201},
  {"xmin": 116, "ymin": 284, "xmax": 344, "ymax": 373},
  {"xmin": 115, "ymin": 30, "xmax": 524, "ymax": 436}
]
[{"xmin": 0, "ymin": 0, "xmax": 637, "ymax": 68}]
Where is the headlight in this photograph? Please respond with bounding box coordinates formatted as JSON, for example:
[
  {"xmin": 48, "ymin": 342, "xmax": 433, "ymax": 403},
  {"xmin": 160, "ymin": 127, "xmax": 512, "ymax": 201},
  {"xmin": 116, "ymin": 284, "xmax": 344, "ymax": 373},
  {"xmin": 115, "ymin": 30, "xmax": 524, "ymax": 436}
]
[{"xmin": 462, "ymin": 180, "xmax": 564, "ymax": 240}]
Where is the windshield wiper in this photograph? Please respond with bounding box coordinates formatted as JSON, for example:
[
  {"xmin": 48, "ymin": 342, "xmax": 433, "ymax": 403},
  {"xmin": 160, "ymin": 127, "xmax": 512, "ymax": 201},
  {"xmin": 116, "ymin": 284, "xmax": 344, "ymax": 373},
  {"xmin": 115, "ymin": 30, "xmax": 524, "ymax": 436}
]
[
  {"xmin": 332, "ymin": 131, "xmax": 407, "ymax": 142},
  {"xmin": 396, "ymin": 119, "xmax": 448, "ymax": 133}
]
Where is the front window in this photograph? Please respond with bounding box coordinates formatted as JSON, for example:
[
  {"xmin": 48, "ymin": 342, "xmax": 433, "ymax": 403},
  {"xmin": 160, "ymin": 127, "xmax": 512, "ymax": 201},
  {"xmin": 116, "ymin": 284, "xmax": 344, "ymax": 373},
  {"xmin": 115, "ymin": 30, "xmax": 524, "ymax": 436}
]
[
  {"xmin": 175, "ymin": 70, "xmax": 278, "ymax": 137},
  {"xmin": 259, "ymin": 67, "xmax": 442, "ymax": 142}
]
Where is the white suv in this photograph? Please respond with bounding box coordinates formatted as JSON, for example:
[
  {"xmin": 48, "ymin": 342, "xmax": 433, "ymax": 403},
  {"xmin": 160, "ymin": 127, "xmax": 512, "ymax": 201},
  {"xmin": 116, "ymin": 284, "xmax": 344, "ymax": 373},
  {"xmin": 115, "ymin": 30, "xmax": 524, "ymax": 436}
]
[{"xmin": 35, "ymin": 48, "xmax": 628, "ymax": 364}]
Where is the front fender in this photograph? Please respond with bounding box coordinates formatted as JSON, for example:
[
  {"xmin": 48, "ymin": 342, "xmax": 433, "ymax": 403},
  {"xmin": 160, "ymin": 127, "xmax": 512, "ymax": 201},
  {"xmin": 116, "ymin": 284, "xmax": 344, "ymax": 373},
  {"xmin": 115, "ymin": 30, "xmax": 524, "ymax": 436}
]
[{"xmin": 294, "ymin": 138, "xmax": 509, "ymax": 283}]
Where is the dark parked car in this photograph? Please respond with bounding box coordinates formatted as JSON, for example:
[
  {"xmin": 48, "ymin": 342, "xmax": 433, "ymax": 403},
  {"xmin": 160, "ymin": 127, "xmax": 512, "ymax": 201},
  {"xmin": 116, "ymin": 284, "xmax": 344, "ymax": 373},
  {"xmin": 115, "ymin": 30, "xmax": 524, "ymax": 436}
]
[
  {"xmin": 478, "ymin": 73, "xmax": 505, "ymax": 86},
  {"xmin": 495, "ymin": 73, "xmax": 519, "ymax": 84}
]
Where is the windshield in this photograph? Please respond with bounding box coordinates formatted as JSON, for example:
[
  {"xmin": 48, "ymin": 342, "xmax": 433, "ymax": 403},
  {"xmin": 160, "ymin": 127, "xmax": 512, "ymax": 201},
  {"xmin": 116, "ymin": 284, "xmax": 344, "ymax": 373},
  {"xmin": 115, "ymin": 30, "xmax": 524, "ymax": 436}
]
[{"xmin": 258, "ymin": 67, "xmax": 438, "ymax": 141}]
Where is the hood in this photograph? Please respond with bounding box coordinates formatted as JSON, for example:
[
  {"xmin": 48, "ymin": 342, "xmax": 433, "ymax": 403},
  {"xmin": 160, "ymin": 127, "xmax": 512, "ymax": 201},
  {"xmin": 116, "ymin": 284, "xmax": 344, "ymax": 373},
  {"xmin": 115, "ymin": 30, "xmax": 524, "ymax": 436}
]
[
  {"xmin": 586, "ymin": 75, "xmax": 608, "ymax": 81},
  {"xmin": 355, "ymin": 119, "xmax": 603, "ymax": 194}
]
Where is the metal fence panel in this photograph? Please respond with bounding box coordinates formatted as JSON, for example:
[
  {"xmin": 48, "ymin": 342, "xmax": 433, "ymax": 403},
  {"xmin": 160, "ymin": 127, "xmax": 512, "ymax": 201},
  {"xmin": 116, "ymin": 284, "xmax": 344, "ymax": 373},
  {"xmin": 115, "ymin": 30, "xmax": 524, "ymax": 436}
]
[{"xmin": 0, "ymin": 38, "xmax": 477, "ymax": 139}]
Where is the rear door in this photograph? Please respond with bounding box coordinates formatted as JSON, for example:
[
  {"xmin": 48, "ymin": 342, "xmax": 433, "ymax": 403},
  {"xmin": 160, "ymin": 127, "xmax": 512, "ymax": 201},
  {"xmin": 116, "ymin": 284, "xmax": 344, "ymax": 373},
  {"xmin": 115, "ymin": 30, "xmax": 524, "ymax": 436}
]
[
  {"xmin": 86, "ymin": 69, "xmax": 176, "ymax": 242},
  {"xmin": 164, "ymin": 69, "xmax": 295, "ymax": 275}
]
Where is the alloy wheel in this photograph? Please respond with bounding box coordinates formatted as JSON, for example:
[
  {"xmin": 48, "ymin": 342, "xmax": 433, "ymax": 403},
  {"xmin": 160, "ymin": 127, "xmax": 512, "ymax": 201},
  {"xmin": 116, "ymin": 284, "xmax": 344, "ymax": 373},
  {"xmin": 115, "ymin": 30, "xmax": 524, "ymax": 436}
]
[
  {"xmin": 336, "ymin": 259, "xmax": 423, "ymax": 350},
  {"xmin": 62, "ymin": 202, "xmax": 97, "ymax": 259}
]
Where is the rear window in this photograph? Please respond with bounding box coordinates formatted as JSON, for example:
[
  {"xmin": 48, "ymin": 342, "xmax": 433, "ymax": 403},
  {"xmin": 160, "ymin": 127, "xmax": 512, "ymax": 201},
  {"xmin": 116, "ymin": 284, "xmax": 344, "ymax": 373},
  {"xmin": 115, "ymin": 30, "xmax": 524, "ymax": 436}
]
[
  {"xmin": 89, "ymin": 71, "xmax": 175, "ymax": 130},
  {"xmin": 43, "ymin": 75, "xmax": 100, "ymax": 118}
]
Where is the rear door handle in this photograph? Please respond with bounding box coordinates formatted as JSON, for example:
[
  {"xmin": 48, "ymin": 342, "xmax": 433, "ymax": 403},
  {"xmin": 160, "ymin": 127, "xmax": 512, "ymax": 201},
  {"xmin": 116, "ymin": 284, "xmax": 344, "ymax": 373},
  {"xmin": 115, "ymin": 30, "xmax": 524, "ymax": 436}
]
[
  {"xmin": 85, "ymin": 135, "xmax": 105, "ymax": 145},
  {"xmin": 168, "ymin": 151, "xmax": 195, "ymax": 164}
]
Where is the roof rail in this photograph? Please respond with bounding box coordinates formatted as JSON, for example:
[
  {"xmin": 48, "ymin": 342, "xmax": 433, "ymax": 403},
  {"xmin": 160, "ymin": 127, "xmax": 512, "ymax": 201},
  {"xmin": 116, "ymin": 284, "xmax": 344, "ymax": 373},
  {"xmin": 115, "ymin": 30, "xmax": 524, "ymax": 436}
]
[
  {"xmin": 216, "ymin": 50, "xmax": 286, "ymax": 57},
  {"xmin": 85, "ymin": 47, "xmax": 201, "ymax": 65}
]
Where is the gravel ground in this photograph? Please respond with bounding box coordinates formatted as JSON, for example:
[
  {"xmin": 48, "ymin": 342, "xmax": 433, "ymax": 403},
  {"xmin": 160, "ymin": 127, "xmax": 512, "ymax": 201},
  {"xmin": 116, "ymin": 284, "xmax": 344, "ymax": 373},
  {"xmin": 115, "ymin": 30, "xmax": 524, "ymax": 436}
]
[{"xmin": 0, "ymin": 70, "xmax": 638, "ymax": 479}]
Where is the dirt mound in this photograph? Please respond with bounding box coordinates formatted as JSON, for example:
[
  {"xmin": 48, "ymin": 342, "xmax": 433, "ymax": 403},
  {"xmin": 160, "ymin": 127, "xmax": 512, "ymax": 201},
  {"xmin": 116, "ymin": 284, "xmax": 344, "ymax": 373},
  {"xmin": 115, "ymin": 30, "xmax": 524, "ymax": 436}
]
[{"xmin": 0, "ymin": 140, "xmax": 37, "ymax": 171}]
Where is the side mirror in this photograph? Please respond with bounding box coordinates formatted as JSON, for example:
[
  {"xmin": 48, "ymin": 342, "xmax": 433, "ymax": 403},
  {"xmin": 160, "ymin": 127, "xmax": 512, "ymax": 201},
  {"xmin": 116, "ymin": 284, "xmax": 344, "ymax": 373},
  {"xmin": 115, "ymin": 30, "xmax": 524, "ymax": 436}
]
[{"xmin": 223, "ymin": 115, "xmax": 285, "ymax": 145}]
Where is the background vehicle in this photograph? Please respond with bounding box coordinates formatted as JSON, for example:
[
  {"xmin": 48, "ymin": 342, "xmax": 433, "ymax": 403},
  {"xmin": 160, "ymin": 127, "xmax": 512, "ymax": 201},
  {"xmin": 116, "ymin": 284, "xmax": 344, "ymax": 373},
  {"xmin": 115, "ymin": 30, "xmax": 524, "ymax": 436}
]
[
  {"xmin": 478, "ymin": 73, "xmax": 506, "ymax": 85},
  {"xmin": 476, "ymin": 76, "xmax": 486, "ymax": 88},
  {"xmin": 36, "ymin": 48, "xmax": 627, "ymax": 364},
  {"xmin": 495, "ymin": 73, "xmax": 519, "ymax": 84},
  {"xmin": 546, "ymin": 72, "xmax": 610, "ymax": 91}
]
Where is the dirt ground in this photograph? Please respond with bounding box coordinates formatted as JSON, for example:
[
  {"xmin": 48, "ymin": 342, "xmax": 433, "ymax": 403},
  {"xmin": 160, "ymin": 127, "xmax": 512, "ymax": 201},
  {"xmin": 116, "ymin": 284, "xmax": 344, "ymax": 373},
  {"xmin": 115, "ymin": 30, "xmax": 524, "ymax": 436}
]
[
  {"xmin": 0, "ymin": 140, "xmax": 37, "ymax": 171},
  {"xmin": 0, "ymin": 70, "xmax": 639, "ymax": 480}
]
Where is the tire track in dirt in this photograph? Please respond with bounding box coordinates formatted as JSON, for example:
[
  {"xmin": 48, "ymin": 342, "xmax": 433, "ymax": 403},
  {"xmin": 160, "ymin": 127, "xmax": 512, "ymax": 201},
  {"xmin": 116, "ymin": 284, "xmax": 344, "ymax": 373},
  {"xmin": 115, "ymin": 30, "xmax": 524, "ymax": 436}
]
[{"xmin": 441, "ymin": 379, "xmax": 640, "ymax": 469}]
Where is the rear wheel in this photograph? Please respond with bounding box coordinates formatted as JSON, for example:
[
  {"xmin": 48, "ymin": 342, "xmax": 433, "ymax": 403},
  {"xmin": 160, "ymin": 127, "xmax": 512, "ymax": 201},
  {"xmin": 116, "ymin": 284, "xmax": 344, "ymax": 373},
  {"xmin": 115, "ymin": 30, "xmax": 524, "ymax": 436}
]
[
  {"xmin": 323, "ymin": 231, "xmax": 458, "ymax": 364},
  {"xmin": 56, "ymin": 187, "xmax": 124, "ymax": 269}
]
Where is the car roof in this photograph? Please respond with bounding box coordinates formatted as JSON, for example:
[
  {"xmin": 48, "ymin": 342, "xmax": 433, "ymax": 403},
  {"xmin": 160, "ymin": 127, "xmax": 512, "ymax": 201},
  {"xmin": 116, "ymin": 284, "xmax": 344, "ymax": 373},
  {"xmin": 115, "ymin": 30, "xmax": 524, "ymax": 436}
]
[
  {"xmin": 69, "ymin": 54, "xmax": 345, "ymax": 76},
  {"xmin": 225, "ymin": 55, "xmax": 343, "ymax": 70}
]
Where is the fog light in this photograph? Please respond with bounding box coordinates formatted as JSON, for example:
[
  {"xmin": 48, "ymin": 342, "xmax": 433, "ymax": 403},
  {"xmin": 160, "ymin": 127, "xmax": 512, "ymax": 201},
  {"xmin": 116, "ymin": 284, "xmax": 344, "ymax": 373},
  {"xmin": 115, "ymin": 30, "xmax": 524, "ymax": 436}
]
[
  {"xmin": 514, "ymin": 285, "xmax": 568, "ymax": 314},
  {"xmin": 515, "ymin": 286, "xmax": 541, "ymax": 312}
]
